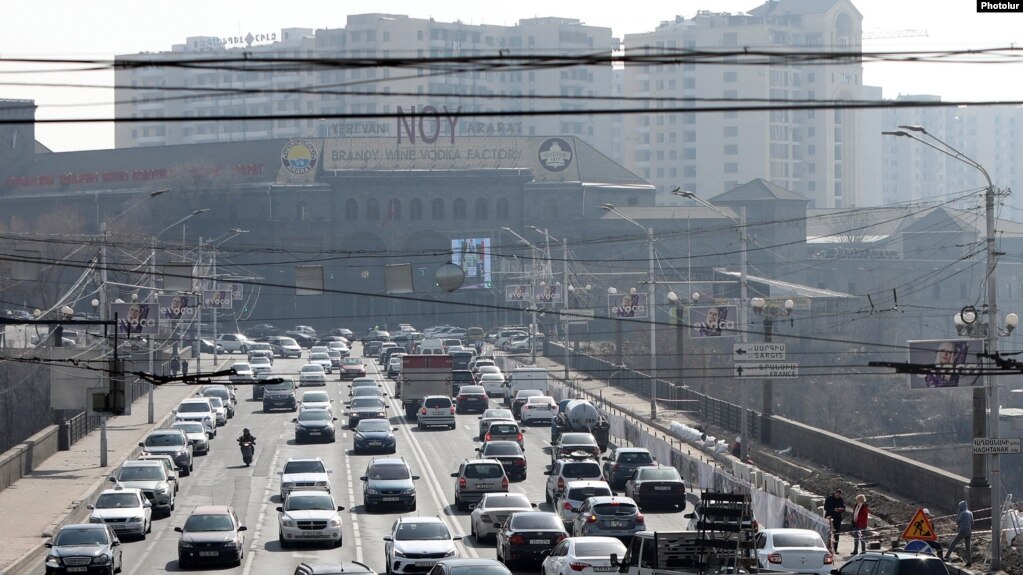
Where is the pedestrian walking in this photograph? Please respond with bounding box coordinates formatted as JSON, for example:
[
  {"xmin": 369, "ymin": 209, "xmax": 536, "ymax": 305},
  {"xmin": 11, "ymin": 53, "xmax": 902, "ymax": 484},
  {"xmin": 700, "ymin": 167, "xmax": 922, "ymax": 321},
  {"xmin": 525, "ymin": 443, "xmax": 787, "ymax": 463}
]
[
  {"xmin": 944, "ymin": 500, "xmax": 974, "ymax": 567},
  {"xmin": 170, "ymin": 355, "xmax": 180, "ymax": 378},
  {"xmin": 824, "ymin": 488, "xmax": 846, "ymax": 552},
  {"xmin": 181, "ymin": 358, "xmax": 189, "ymax": 379},
  {"xmin": 852, "ymin": 494, "xmax": 869, "ymax": 554}
]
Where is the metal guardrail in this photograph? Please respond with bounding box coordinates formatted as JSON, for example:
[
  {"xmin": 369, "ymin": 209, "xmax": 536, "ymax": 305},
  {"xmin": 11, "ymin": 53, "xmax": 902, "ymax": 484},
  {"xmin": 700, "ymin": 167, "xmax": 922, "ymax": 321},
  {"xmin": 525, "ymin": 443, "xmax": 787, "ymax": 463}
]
[{"xmin": 543, "ymin": 341, "xmax": 760, "ymax": 441}]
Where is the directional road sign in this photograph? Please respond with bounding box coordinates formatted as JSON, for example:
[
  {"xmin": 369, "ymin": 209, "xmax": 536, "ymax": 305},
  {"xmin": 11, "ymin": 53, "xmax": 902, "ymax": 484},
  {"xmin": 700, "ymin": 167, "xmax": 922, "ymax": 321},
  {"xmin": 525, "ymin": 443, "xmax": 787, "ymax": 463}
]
[
  {"xmin": 733, "ymin": 343, "xmax": 786, "ymax": 362},
  {"xmin": 734, "ymin": 362, "xmax": 799, "ymax": 379},
  {"xmin": 973, "ymin": 438, "xmax": 1021, "ymax": 455}
]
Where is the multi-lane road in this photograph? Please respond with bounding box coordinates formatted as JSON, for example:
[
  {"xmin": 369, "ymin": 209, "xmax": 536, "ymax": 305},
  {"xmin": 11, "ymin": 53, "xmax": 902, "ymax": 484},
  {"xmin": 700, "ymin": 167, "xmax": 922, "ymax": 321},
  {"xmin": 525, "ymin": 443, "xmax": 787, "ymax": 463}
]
[{"xmin": 30, "ymin": 347, "xmax": 687, "ymax": 575}]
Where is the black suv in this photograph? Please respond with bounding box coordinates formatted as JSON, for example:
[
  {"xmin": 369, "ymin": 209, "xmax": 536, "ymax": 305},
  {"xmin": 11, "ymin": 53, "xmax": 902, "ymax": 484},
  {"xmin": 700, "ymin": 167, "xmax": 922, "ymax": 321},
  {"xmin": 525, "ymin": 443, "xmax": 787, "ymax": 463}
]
[
  {"xmin": 263, "ymin": 378, "xmax": 297, "ymax": 412},
  {"xmin": 833, "ymin": 551, "xmax": 949, "ymax": 575}
]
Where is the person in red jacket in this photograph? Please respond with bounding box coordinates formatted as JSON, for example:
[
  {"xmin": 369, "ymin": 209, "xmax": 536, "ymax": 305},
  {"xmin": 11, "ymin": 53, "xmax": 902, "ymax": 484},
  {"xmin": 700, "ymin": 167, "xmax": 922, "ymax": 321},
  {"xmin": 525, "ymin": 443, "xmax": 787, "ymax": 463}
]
[{"xmin": 852, "ymin": 494, "xmax": 869, "ymax": 554}]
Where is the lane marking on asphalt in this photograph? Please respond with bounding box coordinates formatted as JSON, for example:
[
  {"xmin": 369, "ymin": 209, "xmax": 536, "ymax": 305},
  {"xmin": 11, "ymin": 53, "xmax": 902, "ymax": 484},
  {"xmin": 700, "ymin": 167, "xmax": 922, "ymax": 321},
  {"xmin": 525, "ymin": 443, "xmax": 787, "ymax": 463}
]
[
  {"xmin": 241, "ymin": 434, "xmax": 282, "ymax": 575},
  {"xmin": 345, "ymin": 451, "xmax": 364, "ymax": 563}
]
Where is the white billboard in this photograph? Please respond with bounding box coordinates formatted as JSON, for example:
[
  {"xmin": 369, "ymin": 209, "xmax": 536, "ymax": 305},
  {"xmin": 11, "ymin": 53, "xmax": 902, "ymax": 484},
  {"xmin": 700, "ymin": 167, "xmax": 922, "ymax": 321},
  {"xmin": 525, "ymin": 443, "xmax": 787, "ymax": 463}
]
[{"xmin": 907, "ymin": 338, "xmax": 984, "ymax": 389}]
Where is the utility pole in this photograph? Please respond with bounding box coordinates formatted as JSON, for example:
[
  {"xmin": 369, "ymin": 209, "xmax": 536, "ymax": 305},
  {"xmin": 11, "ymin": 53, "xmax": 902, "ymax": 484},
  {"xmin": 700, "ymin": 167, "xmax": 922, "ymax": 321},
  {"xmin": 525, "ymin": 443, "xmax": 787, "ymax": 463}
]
[
  {"xmin": 647, "ymin": 226, "xmax": 656, "ymax": 420},
  {"xmin": 148, "ymin": 238, "xmax": 156, "ymax": 424},
  {"xmin": 563, "ymin": 238, "xmax": 569, "ymax": 381}
]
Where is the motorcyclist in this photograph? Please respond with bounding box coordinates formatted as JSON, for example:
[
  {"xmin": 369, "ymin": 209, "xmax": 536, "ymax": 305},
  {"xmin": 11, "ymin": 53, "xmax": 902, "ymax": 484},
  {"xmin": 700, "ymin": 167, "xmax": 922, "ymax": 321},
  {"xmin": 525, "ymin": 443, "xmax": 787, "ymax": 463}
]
[{"xmin": 237, "ymin": 428, "xmax": 256, "ymax": 445}]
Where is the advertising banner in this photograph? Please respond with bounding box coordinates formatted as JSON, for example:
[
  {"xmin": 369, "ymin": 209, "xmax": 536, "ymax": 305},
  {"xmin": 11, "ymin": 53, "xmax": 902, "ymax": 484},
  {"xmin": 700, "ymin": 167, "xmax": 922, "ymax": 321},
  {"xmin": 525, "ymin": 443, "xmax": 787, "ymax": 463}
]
[
  {"xmin": 608, "ymin": 293, "xmax": 648, "ymax": 319},
  {"xmin": 689, "ymin": 305, "xmax": 739, "ymax": 338},
  {"xmin": 203, "ymin": 289, "xmax": 234, "ymax": 310},
  {"xmin": 451, "ymin": 238, "xmax": 492, "ymax": 289},
  {"xmin": 535, "ymin": 284, "xmax": 562, "ymax": 305},
  {"xmin": 908, "ymin": 338, "xmax": 984, "ymax": 389},
  {"xmin": 505, "ymin": 285, "xmax": 532, "ymax": 302},
  {"xmin": 110, "ymin": 303, "xmax": 158, "ymax": 336},
  {"xmin": 158, "ymin": 294, "xmax": 197, "ymax": 322}
]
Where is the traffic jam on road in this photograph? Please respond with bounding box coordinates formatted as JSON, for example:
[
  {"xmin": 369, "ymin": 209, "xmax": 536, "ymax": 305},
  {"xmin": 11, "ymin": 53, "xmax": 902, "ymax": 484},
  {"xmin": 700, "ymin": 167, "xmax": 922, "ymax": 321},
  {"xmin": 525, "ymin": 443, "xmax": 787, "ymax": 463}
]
[{"xmin": 42, "ymin": 324, "xmax": 838, "ymax": 575}]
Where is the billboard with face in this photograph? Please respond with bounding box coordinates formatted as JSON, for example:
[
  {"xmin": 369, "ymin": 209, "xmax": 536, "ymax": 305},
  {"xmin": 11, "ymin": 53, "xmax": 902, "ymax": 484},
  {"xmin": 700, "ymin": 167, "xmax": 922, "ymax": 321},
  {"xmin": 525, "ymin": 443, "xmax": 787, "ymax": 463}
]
[
  {"xmin": 689, "ymin": 305, "xmax": 738, "ymax": 338},
  {"xmin": 506, "ymin": 285, "xmax": 532, "ymax": 302},
  {"xmin": 158, "ymin": 294, "xmax": 197, "ymax": 321},
  {"xmin": 608, "ymin": 293, "xmax": 648, "ymax": 319},
  {"xmin": 451, "ymin": 238, "xmax": 492, "ymax": 289},
  {"xmin": 110, "ymin": 303, "xmax": 158, "ymax": 336},
  {"xmin": 908, "ymin": 338, "xmax": 983, "ymax": 389},
  {"xmin": 203, "ymin": 289, "xmax": 233, "ymax": 310},
  {"xmin": 535, "ymin": 284, "xmax": 562, "ymax": 305}
]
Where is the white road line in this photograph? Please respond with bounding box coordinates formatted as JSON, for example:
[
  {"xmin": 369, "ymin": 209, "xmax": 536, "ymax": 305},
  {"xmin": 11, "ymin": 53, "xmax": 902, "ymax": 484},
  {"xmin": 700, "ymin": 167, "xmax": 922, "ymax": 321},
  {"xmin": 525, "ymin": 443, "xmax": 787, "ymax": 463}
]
[
  {"xmin": 241, "ymin": 434, "xmax": 282, "ymax": 575},
  {"xmin": 345, "ymin": 451, "xmax": 364, "ymax": 562}
]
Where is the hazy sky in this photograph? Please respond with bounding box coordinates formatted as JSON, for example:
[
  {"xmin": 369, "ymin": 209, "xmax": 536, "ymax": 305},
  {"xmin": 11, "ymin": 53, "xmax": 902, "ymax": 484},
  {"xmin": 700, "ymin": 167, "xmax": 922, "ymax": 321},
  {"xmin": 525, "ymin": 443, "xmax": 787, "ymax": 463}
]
[{"xmin": 2, "ymin": 0, "xmax": 1022, "ymax": 151}]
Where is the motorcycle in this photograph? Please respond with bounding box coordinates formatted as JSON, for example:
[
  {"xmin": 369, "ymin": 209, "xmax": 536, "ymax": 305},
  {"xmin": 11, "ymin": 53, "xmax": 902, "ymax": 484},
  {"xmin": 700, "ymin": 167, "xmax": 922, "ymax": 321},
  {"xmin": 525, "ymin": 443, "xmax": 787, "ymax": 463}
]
[{"xmin": 239, "ymin": 440, "xmax": 255, "ymax": 466}]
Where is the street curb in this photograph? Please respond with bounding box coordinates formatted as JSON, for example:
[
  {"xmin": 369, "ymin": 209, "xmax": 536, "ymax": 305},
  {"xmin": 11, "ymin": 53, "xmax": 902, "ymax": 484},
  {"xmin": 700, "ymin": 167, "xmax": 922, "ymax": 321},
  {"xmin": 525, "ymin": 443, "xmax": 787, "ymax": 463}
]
[{"xmin": 3, "ymin": 361, "xmax": 228, "ymax": 575}]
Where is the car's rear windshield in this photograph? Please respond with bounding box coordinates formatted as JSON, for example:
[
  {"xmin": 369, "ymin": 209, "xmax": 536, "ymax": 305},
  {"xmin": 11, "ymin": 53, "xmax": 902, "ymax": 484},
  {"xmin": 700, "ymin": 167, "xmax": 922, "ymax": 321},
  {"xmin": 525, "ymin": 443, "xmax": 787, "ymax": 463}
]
[
  {"xmin": 772, "ymin": 533, "xmax": 825, "ymax": 548},
  {"xmin": 594, "ymin": 502, "xmax": 638, "ymax": 515},
  {"xmin": 465, "ymin": 464, "xmax": 504, "ymax": 479},
  {"xmin": 574, "ymin": 540, "xmax": 627, "ymax": 557},
  {"xmin": 896, "ymin": 559, "xmax": 951, "ymax": 575},
  {"xmin": 488, "ymin": 424, "xmax": 518, "ymax": 435},
  {"xmin": 249, "ymin": 343, "xmax": 271, "ymax": 350},
  {"xmin": 562, "ymin": 462, "xmax": 602, "ymax": 478},
  {"xmin": 203, "ymin": 389, "xmax": 230, "ymax": 400},
  {"xmin": 449, "ymin": 567, "xmax": 509, "ymax": 575},
  {"xmin": 567, "ymin": 486, "xmax": 612, "ymax": 500},
  {"xmin": 173, "ymin": 422, "xmax": 205, "ymax": 434},
  {"xmin": 118, "ymin": 465, "xmax": 165, "ymax": 481},
  {"xmin": 511, "ymin": 514, "xmax": 562, "ymax": 530},
  {"xmin": 484, "ymin": 443, "xmax": 522, "ymax": 456},
  {"xmin": 424, "ymin": 397, "xmax": 451, "ymax": 408},
  {"xmin": 639, "ymin": 468, "xmax": 681, "ymax": 481},
  {"xmin": 618, "ymin": 452, "xmax": 654, "ymax": 465},
  {"xmin": 482, "ymin": 493, "xmax": 531, "ymax": 509},
  {"xmin": 460, "ymin": 386, "xmax": 485, "ymax": 394},
  {"xmin": 368, "ymin": 464, "xmax": 411, "ymax": 480},
  {"xmin": 561, "ymin": 433, "xmax": 595, "ymax": 444},
  {"xmin": 177, "ymin": 402, "xmax": 210, "ymax": 413}
]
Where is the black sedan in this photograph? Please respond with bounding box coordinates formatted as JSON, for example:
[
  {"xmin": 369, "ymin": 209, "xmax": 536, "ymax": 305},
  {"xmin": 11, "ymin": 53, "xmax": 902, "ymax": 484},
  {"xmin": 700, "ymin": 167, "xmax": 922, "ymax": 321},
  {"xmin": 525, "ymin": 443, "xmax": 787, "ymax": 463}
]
[
  {"xmin": 293, "ymin": 410, "xmax": 338, "ymax": 444},
  {"xmin": 477, "ymin": 440, "xmax": 528, "ymax": 481},
  {"xmin": 45, "ymin": 523, "xmax": 124, "ymax": 575},
  {"xmin": 352, "ymin": 418, "xmax": 398, "ymax": 454},
  {"xmin": 624, "ymin": 465, "xmax": 686, "ymax": 510},
  {"xmin": 346, "ymin": 397, "xmax": 389, "ymax": 429},
  {"xmin": 495, "ymin": 512, "xmax": 567, "ymax": 568},
  {"xmin": 455, "ymin": 385, "xmax": 490, "ymax": 414}
]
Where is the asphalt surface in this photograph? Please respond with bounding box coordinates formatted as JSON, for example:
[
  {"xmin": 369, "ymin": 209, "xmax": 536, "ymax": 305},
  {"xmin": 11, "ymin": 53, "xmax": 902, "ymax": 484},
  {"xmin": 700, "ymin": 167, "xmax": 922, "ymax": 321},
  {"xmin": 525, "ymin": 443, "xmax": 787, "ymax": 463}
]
[{"xmin": 25, "ymin": 347, "xmax": 688, "ymax": 575}]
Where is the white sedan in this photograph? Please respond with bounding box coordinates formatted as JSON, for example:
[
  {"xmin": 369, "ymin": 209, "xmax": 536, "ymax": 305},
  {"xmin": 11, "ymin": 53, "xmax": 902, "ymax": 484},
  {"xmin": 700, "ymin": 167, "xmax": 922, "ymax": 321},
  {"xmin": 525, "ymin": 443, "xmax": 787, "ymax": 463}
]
[
  {"xmin": 541, "ymin": 536, "xmax": 626, "ymax": 575},
  {"xmin": 300, "ymin": 390, "xmax": 333, "ymax": 414},
  {"xmin": 520, "ymin": 395, "xmax": 558, "ymax": 424},
  {"xmin": 754, "ymin": 528, "xmax": 834, "ymax": 575},
  {"xmin": 308, "ymin": 352, "xmax": 334, "ymax": 374},
  {"xmin": 299, "ymin": 364, "xmax": 327, "ymax": 386}
]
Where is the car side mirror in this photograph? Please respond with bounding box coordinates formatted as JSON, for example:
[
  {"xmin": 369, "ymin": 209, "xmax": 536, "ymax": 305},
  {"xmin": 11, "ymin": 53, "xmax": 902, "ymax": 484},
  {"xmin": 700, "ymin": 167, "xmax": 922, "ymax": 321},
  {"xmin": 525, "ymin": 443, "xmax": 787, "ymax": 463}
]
[
  {"xmin": 451, "ymin": 473, "xmax": 459, "ymax": 478},
  {"xmin": 112, "ymin": 540, "xmax": 121, "ymax": 547},
  {"xmin": 543, "ymin": 471, "xmax": 551, "ymax": 475},
  {"xmin": 338, "ymin": 506, "xmax": 346, "ymax": 511},
  {"xmin": 138, "ymin": 442, "xmax": 145, "ymax": 447},
  {"xmin": 453, "ymin": 535, "xmax": 463, "ymax": 541},
  {"xmin": 44, "ymin": 542, "xmax": 53, "ymax": 548},
  {"xmin": 333, "ymin": 417, "xmax": 339, "ymax": 421},
  {"xmin": 602, "ymin": 456, "xmax": 610, "ymax": 461},
  {"xmin": 392, "ymin": 427, "xmax": 399, "ymax": 431},
  {"xmin": 383, "ymin": 535, "xmax": 393, "ymax": 541},
  {"xmin": 360, "ymin": 476, "xmax": 368, "ymax": 481},
  {"xmin": 291, "ymin": 418, "xmax": 297, "ymax": 423},
  {"xmin": 276, "ymin": 506, "xmax": 283, "ymax": 512},
  {"xmin": 521, "ymin": 429, "xmax": 527, "ymax": 433},
  {"xmin": 412, "ymin": 475, "xmax": 421, "ymax": 480},
  {"xmin": 683, "ymin": 512, "xmax": 695, "ymax": 519},
  {"xmin": 174, "ymin": 527, "xmax": 183, "ymax": 533},
  {"xmin": 532, "ymin": 502, "xmax": 539, "ymax": 508},
  {"xmin": 144, "ymin": 501, "xmax": 152, "ymax": 508},
  {"xmin": 570, "ymin": 507, "xmax": 578, "ymax": 513},
  {"xmin": 87, "ymin": 504, "xmax": 95, "ymax": 510},
  {"xmin": 477, "ymin": 416, "xmax": 483, "ymax": 420},
  {"xmin": 108, "ymin": 476, "xmax": 117, "ymax": 483},
  {"xmin": 493, "ymin": 522, "xmax": 502, "ymax": 528},
  {"xmin": 238, "ymin": 526, "xmax": 247, "ymax": 532}
]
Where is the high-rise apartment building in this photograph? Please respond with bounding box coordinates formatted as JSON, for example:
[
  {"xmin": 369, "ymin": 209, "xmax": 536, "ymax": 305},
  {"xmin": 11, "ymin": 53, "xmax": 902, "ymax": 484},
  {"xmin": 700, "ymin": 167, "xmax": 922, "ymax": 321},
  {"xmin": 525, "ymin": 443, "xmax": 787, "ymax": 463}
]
[
  {"xmin": 115, "ymin": 15, "xmax": 616, "ymax": 154},
  {"xmin": 622, "ymin": 0, "xmax": 864, "ymax": 207}
]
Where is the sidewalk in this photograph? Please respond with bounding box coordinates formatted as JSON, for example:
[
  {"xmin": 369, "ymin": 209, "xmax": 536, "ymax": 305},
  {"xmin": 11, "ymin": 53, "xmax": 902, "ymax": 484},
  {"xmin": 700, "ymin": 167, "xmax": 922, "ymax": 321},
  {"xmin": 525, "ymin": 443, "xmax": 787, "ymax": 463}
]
[{"xmin": 0, "ymin": 355, "xmax": 224, "ymax": 575}]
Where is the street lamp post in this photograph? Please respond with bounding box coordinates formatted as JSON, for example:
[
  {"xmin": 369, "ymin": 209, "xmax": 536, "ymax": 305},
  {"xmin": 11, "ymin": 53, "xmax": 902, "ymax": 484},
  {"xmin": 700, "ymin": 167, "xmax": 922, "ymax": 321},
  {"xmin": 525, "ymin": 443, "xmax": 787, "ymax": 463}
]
[
  {"xmin": 601, "ymin": 204, "xmax": 657, "ymax": 420},
  {"xmin": 751, "ymin": 297, "xmax": 794, "ymax": 421},
  {"xmin": 667, "ymin": 290, "xmax": 700, "ymax": 391},
  {"xmin": 607, "ymin": 287, "xmax": 624, "ymax": 366},
  {"xmin": 884, "ymin": 125, "xmax": 1003, "ymax": 569},
  {"xmin": 503, "ymin": 228, "xmax": 542, "ymax": 363}
]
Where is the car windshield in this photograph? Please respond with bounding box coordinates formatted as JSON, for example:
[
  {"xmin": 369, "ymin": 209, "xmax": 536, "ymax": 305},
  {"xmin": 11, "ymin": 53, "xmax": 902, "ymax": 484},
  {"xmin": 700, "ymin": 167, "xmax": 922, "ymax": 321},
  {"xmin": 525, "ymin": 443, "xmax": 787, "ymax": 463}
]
[
  {"xmin": 173, "ymin": 423, "xmax": 205, "ymax": 434},
  {"xmin": 574, "ymin": 540, "xmax": 627, "ymax": 557},
  {"xmin": 511, "ymin": 514, "xmax": 562, "ymax": 530},
  {"xmin": 96, "ymin": 492, "xmax": 140, "ymax": 508},
  {"xmin": 356, "ymin": 420, "xmax": 391, "ymax": 433},
  {"xmin": 177, "ymin": 402, "xmax": 210, "ymax": 413},
  {"xmin": 250, "ymin": 343, "xmax": 271, "ymax": 351},
  {"xmin": 638, "ymin": 468, "xmax": 681, "ymax": 481},
  {"xmin": 483, "ymin": 410, "xmax": 512, "ymax": 419},
  {"xmin": 352, "ymin": 380, "xmax": 376, "ymax": 387},
  {"xmin": 145, "ymin": 433, "xmax": 185, "ymax": 447},
  {"xmin": 54, "ymin": 527, "xmax": 109, "ymax": 546},
  {"xmin": 233, "ymin": 363, "xmax": 251, "ymax": 371},
  {"xmin": 302, "ymin": 365, "xmax": 324, "ymax": 373},
  {"xmin": 204, "ymin": 389, "xmax": 230, "ymax": 400},
  {"xmin": 353, "ymin": 388, "xmax": 381, "ymax": 397},
  {"xmin": 567, "ymin": 486, "xmax": 612, "ymax": 500},
  {"xmin": 279, "ymin": 338, "xmax": 298, "ymax": 346},
  {"xmin": 284, "ymin": 461, "xmax": 325, "ymax": 474},
  {"xmin": 184, "ymin": 514, "xmax": 235, "ymax": 532},
  {"xmin": 118, "ymin": 466, "xmax": 165, "ymax": 481},
  {"xmin": 265, "ymin": 380, "xmax": 295, "ymax": 391},
  {"xmin": 208, "ymin": 397, "xmax": 224, "ymax": 408},
  {"xmin": 484, "ymin": 443, "xmax": 521, "ymax": 456},
  {"xmin": 351, "ymin": 398, "xmax": 385, "ymax": 409},
  {"xmin": 395, "ymin": 522, "xmax": 450, "ymax": 541},
  {"xmin": 482, "ymin": 493, "xmax": 531, "ymax": 509},
  {"xmin": 299, "ymin": 410, "xmax": 332, "ymax": 422},
  {"xmin": 618, "ymin": 452, "xmax": 654, "ymax": 465},
  {"xmin": 303, "ymin": 392, "xmax": 329, "ymax": 402},
  {"xmin": 311, "ymin": 353, "xmax": 330, "ymax": 360},
  {"xmin": 252, "ymin": 357, "xmax": 271, "ymax": 365},
  {"xmin": 465, "ymin": 464, "xmax": 504, "ymax": 479},
  {"xmin": 562, "ymin": 462, "xmax": 602, "ymax": 478},
  {"xmin": 285, "ymin": 495, "xmax": 335, "ymax": 511},
  {"xmin": 772, "ymin": 533, "xmax": 825, "ymax": 548},
  {"xmin": 344, "ymin": 359, "xmax": 362, "ymax": 365},
  {"xmin": 368, "ymin": 463, "xmax": 410, "ymax": 480}
]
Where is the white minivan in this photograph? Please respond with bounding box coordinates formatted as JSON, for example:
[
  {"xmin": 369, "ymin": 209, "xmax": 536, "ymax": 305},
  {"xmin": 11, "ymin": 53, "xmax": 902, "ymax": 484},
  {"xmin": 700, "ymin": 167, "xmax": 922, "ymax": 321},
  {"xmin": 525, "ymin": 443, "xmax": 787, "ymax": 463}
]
[{"xmin": 502, "ymin": 367, "xmax": 550, "ymax": 405}]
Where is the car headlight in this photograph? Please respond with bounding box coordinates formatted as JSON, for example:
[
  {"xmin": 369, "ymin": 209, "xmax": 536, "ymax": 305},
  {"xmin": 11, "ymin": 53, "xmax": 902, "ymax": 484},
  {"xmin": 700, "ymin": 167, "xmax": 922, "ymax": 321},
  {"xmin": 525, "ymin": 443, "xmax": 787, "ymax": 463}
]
[
  {"xmin": 157, "ymin": 487, "xmax": 169, "ymax": 494},
  {"xmin": 90, "ymin": 516, "xmax": 103, "ymax": 523},
  {"xmin": 329, "ymin": 518, "xmax": 342, "ymax": 527},
  {"xmin": 128, "ymin": 516, "xmax": 143, "ymax": 522},
  {"xmin": 45, "ymin": 555, "xmax": 61, "ymax": 566},
  {"xmin": 401, "ymin": 488, "xmax": 415, "ymax": 495},
  {"xmin": 283, "ymin": 482, "xmax": 295, "ymax": 489},
  {"xmin": 281, "ymin": 517, "xmax": 295, "ymax": 527},
  {"xmin": 93, "ymin": 554, "xmax": 111, "ymax": 564},
  {"xmin": 175, "ymin": 450, "xmax": 187, "ymax": 457},
  {"xmin": 394, "ymin": 550, "xmax": 407, "ymax": 558},
  {"xmin": 315, "ymin": 481, "xmax": 327, "ymax": 487},
  {"xmin": 444, "ymin": 550, "xmax": 457, "ymax": 558},
  {"xmin": 296, "ymin": 424, "xmax": 308, "ymax": 431},
  {"xmin": 224, "ymin": 540, "xmax": 239, "ymax": 549},
  {"xmin": 365, "ymin": 487, "xmax": 380, "ymax": 495},
  {"xmin": 180, "ymin": 541, "xmax": 194, "ymax": 549}
]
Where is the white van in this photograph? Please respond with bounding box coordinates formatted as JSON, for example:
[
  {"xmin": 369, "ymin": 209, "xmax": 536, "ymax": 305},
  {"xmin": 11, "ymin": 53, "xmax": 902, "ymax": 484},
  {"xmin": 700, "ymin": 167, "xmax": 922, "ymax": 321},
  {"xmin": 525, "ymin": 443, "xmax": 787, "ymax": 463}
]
[
  {"xmin": 418, "ymin": 337, "xmax": 444, "ymax": 355},
  {"xmin": 502, "ymin": 367, "xmax": 550, "ymax": 405}
]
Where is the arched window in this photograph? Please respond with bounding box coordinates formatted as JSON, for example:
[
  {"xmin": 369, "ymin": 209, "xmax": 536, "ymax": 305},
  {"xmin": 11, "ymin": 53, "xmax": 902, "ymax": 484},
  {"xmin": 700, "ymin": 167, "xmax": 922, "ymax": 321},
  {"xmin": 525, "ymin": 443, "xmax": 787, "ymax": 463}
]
[
  {"xmin": 431, "ymin": 198, "xmax": 445, "ymax": 220},
  {"xmin": 474, "ymin": 198, "xmax": 488, "ymax": 220},
  {"xmin": 386, "ymin": 198, "xmax": 402, "ymax": 221},
  {"xmin": 410, "ymin": 198, "xmax": 424, "ymax": 221},
  {"xmin": 367, "ymin": 198, "xmax": 380, "ymax": 221},
  {"xmin": 345, "ymin": 199, "xmax": 358, "ymax": 221},
  {"xmin": 453, "ymin": 198, "xmax": 467, "ymax": 220},
  {"xmin": 496, "ymin": 197, "xmax": 510, "ymax": 220}
]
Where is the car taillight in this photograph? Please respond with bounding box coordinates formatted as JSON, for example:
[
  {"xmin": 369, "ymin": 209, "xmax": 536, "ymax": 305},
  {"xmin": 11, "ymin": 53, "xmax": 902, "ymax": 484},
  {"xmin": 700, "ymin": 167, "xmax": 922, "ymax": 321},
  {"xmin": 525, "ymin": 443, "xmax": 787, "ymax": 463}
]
[
  {"xmin": 557, "ymin": 478, "xmax": 565, "ymax": 489},
  {"xmin": 674, "ymin": 484, "xmax": 685, "ymax": 492},
  {"xmin": 458, "ymin": 395, "xmax": 466, "ymax": 401},
  {"xmin": 450, "ymin": 406, "xmax": 455, "ymax": 414},
  {"xmin": 517, "ymin": 433, "xmax": 523, "ymax": 441},
  {"xmin": 509, "ymin": 535, "xmax": 526, "ymax": 545},
  {"xmin": 420, "ymin": 407, "xmax": 427, "ymax": 415},
  {"xmin": 636, "ymin": 512, "xmax": 645, "ymax": 523},
  {"xmin": 563, "ymin": 501, "xmax": 573, "ymax": 511},
  {"xmin": 569, "ymin": 563, "xmax": 590, "ymax": 572},
  {"xmin": 501, "ymin": 477, "xmax": 509, "ymax": 488},
  {"xmin": 459, "ymin": 477, "xmax": 466, "ymax": 488},
  {"xmin": 824, "ymin": 554, "xmax": 834, "ymax": 565},
  {"xmin": 767, "ymin": 553, "xmax": 782, "ymax": 564},
  {"xmin": 587, "ymin": 515, "xmax": 597, "ymax": 523},
  {"xmin": 485, "ymin": 433, "xmax": 492, "ymax": 441},
  {"xmin": 514, "ymin": 459, "xmax": 526, "ymax": 466},
  {"xmin": 483, "ymin": 394, "xmax": 489, "ymax": 400}
]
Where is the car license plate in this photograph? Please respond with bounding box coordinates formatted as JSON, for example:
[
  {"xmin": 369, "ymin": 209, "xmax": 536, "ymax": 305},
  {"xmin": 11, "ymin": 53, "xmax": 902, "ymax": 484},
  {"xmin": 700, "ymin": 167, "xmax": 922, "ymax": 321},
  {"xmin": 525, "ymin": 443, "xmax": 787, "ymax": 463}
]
[
  {"xmin": 382, "ymin": 497, "xmax": 400, "ymax": 502},
  {"xmin": 111, "ymin": 524, "xmax": 126, "ymax": 530},
  {"xmin": 607, "ymin": 521, "xmax": 625, "ymax": 528},
  {"xmin": 369, "ymin": 441, "xmax": 382, "ymax": 446},
  {"xmin": 199, "ymin": 551, "xmax": 219, "ymax": 557},
  {"xmin": 67, "ymin": 568, "xmax": 88, "ymax": 573},
  {"xmin": 655, "ymin": 486, "xmax": 671, "ymax": 490},
  {"xmin": 477, "ymin": 483, "xmax": 492, "ymax": 489},
  {"xmin": 594, "ymin": 567, "xmax": 616, "ymax": 572},
  {"xmin": 415, "ymin": 561, "xmax": 435, "ymax": 568},
  {"xmin": 301, "ymin": 531, "xmax": 323, "ymax": 537},
  {"xmin": 309, "ymin": 431, "xmax": 321, "ymax": 435},
  {"xmin": 529, "ymin": 539, "xmax": 548, "ymax": 544}
]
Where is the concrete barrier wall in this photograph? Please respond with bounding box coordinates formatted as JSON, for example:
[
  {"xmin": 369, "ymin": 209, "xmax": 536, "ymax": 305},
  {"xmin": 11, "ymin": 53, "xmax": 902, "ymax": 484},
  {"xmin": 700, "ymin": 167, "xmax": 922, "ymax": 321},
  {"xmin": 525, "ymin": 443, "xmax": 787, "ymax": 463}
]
[
  {"xmin": 769, "ymin": 416, "xmax": 969, "ymax": 507},
  {"xmin": 0, "ymin": 425, "xmax": 59, "ymax": 493}
]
